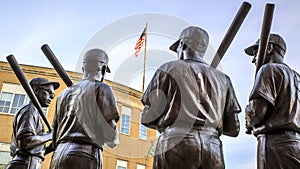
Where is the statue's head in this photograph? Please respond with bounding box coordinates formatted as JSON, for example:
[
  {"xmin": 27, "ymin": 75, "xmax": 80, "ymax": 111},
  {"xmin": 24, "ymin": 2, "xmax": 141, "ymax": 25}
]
[
  {"xmin": 244, "ymin": 33, "xmax": 287, "ymax": 57},
  {"xmin": 82, "ymin": 48, "xmax": 111, "ymax": 74},
  {"xmin": 169, "ymin": 26, "xmax": 209, "ymax": 59},
  {"xmin": 30, "ymin": 77, "xmax": 60, "ymax": 107}
]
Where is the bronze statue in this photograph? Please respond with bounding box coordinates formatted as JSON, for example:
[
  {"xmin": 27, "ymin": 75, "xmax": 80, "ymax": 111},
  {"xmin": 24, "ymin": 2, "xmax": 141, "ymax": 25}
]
[
  {"xmin": 6, "ymin": 77, "xmax": 60, "ymax": 169},
  {"xmin": 50, "ymin": 49, "xmax": 120, "ymax": 169},
  {"xmin": 141, "ymin": 26, "xmax": 241, "ymax": 169},
  {"xmin": 245, "ymin": 34, "xmax": 300, "ymax": 169}
]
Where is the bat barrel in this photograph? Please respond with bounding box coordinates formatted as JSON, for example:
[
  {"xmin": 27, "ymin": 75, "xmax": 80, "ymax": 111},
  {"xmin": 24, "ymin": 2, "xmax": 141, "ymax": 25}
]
[
  {"xmin": 210, "ymin": 1, "xmax": 251, "ymax": 68},
  {"xmin": 41, "ymin": 44, "xmax": 73, "ymax": 87},
  {"xmin": 255, "ymin": 4, "xmax": 275, "ymax": 75}
]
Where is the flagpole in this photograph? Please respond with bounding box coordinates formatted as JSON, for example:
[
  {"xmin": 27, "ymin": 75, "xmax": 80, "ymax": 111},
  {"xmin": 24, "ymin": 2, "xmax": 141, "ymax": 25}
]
[{"xmin": 142, "ymin": 23, "xmax": 148, "ymax": 93}]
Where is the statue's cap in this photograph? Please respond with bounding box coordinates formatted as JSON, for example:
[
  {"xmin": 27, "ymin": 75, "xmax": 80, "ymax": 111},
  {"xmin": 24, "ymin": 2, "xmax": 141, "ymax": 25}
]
[
  {"xmin": 169, "ymin": 26, "xmax": 209, "ymax": 54},
  {"xmin": 29, "ymin": 77, "xmax": 60, "ymax": 90},
  {"xmin": 244, "ymin": 34, "xmax": 287, "ymax": 56},
  {"xmin": 83, "ymin": 48, "xmax": 111, "ymax": 73}
]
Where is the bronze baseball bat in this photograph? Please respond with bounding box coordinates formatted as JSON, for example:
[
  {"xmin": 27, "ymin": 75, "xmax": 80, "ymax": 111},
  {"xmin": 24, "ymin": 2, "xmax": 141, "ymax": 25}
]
[
  {"xmin": 41, "ymin": 44, "xmax": 73, "ymax": 87},
  {"xmin": 6, "ymin": 55, "xmax": 52, "ymax": 131},
  {"xmin": 255, "ymin": 3, "xmax": 275, "ymax": 75},
  {"xmin": 210, "ymin": 1, "xmax": 251, "ymax": 68},
  {"xmin": 246, "ymin": 3, "xmax": 275, "ymax": 135}
]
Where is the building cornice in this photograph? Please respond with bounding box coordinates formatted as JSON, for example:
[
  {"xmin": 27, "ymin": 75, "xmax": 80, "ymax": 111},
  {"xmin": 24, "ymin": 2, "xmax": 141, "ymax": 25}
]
[{"xmin": 0, "ymin": 61, "xmax": 142, "ymax": 99}]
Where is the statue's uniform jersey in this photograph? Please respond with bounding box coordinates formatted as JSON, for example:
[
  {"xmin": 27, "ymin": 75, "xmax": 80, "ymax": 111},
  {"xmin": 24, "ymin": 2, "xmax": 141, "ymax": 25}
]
[
  {"xmin": 250, "ymin": 63, "xmax": 300, "ymax": 134},
  {"xmin": 141, "ymin": 59, "xmax": 241, "ymax": 169},
  {"xmin": 6, "ymin": 102, "xmax": 45, "ymax": 169},
  {"xmin": 142, "ymin": 59, "xmax": 241, "ymax": 134},
  {"xmin": 50, "ymin": 79, "xmax": 119, "ymax": 169},
  {"xmin": 249, "ymin": 63, "xmax": 300, "ymax": 169}
]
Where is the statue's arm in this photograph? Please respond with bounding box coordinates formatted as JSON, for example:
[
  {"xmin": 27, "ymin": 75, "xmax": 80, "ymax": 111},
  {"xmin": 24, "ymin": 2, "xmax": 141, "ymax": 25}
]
[
  {"xmin": 245, "ymin": 98, "xmax": 270, "ymax": 128},
  {"xmin": 223, "ymin": 112, "xmax": 240, "ymax": 137},
  {"xmin": 18, "ymin": 132, "xmax": 52, "ymax": 149},
  {"xmin": 141, "ymin": 69, "xmax": 170, "ymax": 130},
  {"xmin": 223, "ymin": 78, "xmax": 241, "ymax": 137}
]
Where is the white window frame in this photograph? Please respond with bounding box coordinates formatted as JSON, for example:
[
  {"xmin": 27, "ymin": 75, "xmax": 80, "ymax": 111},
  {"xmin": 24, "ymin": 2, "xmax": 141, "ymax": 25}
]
[
  {"xmin": 120, "ymin": 105, "xmax": 131, "ymax": 135},
  {"xmin": 116, "ymin": 159, "xmax": 128, "ymax": 169}
]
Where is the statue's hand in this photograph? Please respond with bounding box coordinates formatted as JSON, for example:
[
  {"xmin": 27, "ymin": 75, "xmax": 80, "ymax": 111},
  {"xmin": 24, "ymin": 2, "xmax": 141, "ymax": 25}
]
[
  {"xmin": 245, "ymin": 104, "xmax": 253, "ymax": 135},
  {"xmin": 44, "ymin": 143, "xmax": 55, "ymax": 155}
]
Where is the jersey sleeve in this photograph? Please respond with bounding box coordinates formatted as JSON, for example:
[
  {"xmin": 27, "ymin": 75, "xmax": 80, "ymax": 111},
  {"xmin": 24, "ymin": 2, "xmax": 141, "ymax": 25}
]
[
  {"xmin": 97, "ymin": 84, "xmax": 120, "ymax": 122},
  {"xmin": 141, "ymin": 68, "xmax": 171, "ymax": 128},
  {"xmin": 15, "ymin": 105, "xmax": 37, "ymax": 140},
  {"xmin": 249, "ymin": 64, "xmax": 284, "ymax": 106},
  {"xmin": 224, "ymin": 78, "xmax": 241, "ymax": 116}
]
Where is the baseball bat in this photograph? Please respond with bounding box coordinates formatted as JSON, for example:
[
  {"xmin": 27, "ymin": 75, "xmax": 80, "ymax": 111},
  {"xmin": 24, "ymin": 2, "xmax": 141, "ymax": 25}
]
[
  {"xmin": 255, "ymin": 3, "xmax": 275, "ymax": 75},
  {"xmin": 41, "ymin": 44, "xmax": 73, "ymax": 87},
  {"xmin": 210, "ymin": 1, "xmax": 251, "ymax": 68},
  {"xmin": 246, "ymin": 3, "xmax": 275, "ymax": 135},
  {"xmin": 6, "ymin": 55, "xmax": 52, "ymax": 131}
]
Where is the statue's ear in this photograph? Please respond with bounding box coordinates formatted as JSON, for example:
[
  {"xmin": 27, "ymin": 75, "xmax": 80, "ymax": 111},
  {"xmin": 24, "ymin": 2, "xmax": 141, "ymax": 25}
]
[
  {"xmin": 32, "ymin": 86, "xmax": 39, "ymax": 95},
  {"xmin": 267, "ymin": 43, "xmax": 274, "ymax": 54}
]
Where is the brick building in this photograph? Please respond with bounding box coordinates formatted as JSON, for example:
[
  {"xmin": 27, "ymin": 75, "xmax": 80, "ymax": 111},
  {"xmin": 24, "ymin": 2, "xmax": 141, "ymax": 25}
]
[{"xmin": 0, "ymin": 61, "xmax": 156, "ymax": 169}]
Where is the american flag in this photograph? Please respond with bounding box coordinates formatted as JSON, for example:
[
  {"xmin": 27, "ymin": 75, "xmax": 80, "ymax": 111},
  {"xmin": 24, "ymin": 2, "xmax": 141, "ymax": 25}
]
[{"xmin": 134, "ymin": 26, "xmax": 147, "ymax": 56}]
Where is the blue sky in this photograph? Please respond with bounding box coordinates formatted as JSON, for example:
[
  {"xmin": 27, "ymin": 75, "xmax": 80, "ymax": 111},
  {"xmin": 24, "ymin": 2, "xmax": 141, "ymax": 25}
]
[{"xmin": 1, "ymin": 0, "xmax": 300, "ymax": 168}]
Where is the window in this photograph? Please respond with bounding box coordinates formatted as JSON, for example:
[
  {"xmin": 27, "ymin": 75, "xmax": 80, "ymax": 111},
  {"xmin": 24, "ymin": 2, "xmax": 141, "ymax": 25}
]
[
  {"xmin": 10, "ymin": 93, "xmax": 26, "ymax": 114},
  {"xmin": 137, "ymin": 164, "xmax": 146, "ymax": 169},
  {"xmin": 120, "ymin": 106, "xmax": 131, "ymax": 135},
  {"xmin": 0, "ymin": 83, "xmax": 29, "ymax": 114},
  {"xmin": 121, "ymin": 114, "xmax": 130, "ymax": 134},
  {"xmin": 139, "ymin": 124, "xmax": 147, "ymax": 140},
  {"xmin": 139, "ymin": 113, "xmax": 147, "ymax": 139},
  {"xmin": 0, "ymin": 83, "xmax": 47, "ymax": 115},
  {"xmin": 116, "ymin": 159, "xmax": 127, "ymax": 169},
  {"xmin": 0, "ymin": 143, "xmax": 11, "ymax": 167}
]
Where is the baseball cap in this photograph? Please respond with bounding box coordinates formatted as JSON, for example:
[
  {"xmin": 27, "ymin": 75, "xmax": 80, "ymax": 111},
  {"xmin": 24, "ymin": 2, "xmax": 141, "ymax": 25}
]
[
  {"xmin": 83, "ymin": 48, "xmax": 111, "ymax": 73},
  {"xmin": 169, "ymin": 26, "xmax": 209, "ymax": 55},
  {"xmin": 29, "ymin": 78, "xmax": 60, "ymax": 90},
  {"xmin": 244, "ymin": 34, "xmax": 287, "ymax": 56}
]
